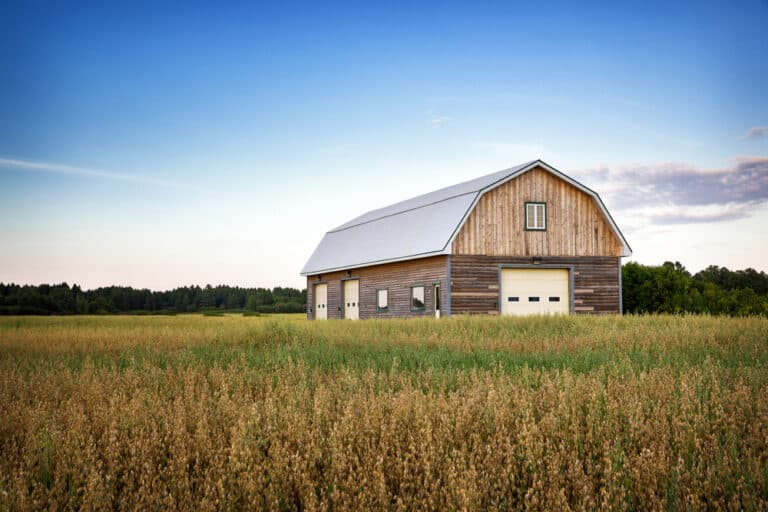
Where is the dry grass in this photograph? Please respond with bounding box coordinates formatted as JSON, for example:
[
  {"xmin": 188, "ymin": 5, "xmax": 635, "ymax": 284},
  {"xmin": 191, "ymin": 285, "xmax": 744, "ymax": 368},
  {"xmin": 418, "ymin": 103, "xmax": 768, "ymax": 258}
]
[{"xmin": 1, "ymin": 314, "xmax": 767, "ymax": 511}]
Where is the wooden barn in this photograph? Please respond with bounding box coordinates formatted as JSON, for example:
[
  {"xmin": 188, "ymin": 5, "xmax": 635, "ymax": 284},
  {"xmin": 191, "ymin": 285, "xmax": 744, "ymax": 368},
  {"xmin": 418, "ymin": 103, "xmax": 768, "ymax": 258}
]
[{"xmin": 301, "ymin": 160, "xmax": 631, "ymax": 319}]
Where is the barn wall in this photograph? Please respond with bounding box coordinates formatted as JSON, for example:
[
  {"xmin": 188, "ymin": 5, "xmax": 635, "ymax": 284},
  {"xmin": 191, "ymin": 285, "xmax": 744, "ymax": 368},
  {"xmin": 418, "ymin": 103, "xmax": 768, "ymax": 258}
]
[
  {"xmin": 451, "ymin": 166, "xmax": 624, "ymax": 257},
  {"xmin": 450, "ymin": 255, "xmax": 620, "ymax": 315},
  {"xmin": 306, "ymin": 256, "xmax": 448, "ymax": 320}
]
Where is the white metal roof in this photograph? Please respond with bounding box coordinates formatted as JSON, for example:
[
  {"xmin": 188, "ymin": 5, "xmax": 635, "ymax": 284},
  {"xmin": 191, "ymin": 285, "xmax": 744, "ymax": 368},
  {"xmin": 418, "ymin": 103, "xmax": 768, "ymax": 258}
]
[{"xmin": 301, "ymin": 160, "xmax": 631, "ymax": 275}]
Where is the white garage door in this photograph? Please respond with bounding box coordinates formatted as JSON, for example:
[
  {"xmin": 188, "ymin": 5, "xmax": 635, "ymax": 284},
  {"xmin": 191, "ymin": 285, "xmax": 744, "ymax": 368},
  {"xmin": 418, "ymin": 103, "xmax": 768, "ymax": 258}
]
[
  {"xmin": 314, "ymin": 284, "xmax": 327, "ymax": 320},
  {"xmin": 500, "ymin": 268, "xmax": 570, "ymax": 316},
  {"xmin": 343, "ymin": 279, "xmax": 359, "ymax": 320}
]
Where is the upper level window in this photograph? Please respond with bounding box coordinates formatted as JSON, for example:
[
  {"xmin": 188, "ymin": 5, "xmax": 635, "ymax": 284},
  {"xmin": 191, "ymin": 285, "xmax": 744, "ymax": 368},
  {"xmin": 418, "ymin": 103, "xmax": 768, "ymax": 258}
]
[
  {"xmin": 410, "ymin": 285, "xmax": 425, "ymax": 311},
  {"xmin": 525, "ymin": 202, "xmax": 546, "ymax": 231},
  {"xmin": 377, "ymin": 289, "xmax": 388, "ymax": 311}
]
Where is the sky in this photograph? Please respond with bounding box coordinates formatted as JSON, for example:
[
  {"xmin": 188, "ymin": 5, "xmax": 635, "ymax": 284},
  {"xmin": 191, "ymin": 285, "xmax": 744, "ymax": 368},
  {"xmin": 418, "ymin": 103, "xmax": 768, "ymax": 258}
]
[{"xmin": 1, "ymin": 0, "xmax": 766, "ymax": 290}]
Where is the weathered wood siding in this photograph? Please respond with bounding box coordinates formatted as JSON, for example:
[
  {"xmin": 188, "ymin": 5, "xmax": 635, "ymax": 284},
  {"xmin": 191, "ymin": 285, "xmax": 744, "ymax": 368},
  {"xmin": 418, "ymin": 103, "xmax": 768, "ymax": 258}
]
[
  {"xmin": 307, "ymin": 256, "xmax": 448, "ymax": 320},
  {"xmin": 452, "ymin": 166, "xmax": 623, "ymax": 257},
  {"xmin": 450, "ymin": 255, "xmax": 620, "ymax": 315}
]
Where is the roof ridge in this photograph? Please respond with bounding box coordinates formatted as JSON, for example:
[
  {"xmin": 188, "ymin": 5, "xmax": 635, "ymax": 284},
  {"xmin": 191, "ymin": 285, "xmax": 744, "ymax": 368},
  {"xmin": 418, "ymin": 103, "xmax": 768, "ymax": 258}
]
[
  {"xmin": 327, "ymin": 190, "xmax": 479, "ymax": 233},
  {"xmin": 328, "ymin": 160, "xmax": 537, "ymax": 232}
]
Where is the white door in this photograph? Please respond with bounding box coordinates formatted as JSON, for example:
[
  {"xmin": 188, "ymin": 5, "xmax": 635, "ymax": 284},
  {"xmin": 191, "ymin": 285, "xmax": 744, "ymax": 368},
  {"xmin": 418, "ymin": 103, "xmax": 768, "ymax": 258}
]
[
  {"xmin": 343, "ymin": 280, "xmax": 359, "ymax": 320},
  {"xmin": 315, "ymin": 284, "xmax": 327, "ymax": 320},
  {"xmin": 500, "ymin": 268, "xmax": 569, "ymax": 316}
]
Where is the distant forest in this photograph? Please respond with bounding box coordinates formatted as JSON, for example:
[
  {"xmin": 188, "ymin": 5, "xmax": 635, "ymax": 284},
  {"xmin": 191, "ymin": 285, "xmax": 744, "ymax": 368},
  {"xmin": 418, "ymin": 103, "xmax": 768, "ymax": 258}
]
[
  {"xmin": 622, "ymin": 263, "xmax": 768, "ymax": 316},
  {"xmin": 0, "ymin": 284, "xmax": 306, "ymax": 315},
  {"xmin": 1, "ymin": 263, "xmax": 767, "ymax": 316}
]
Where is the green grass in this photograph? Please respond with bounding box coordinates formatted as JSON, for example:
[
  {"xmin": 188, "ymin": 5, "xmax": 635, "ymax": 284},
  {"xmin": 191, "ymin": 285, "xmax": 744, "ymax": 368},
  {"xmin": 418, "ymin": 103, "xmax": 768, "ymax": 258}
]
[{"xmin": 2, "ymin": 314, "xmax": 766, "ymax": 378}]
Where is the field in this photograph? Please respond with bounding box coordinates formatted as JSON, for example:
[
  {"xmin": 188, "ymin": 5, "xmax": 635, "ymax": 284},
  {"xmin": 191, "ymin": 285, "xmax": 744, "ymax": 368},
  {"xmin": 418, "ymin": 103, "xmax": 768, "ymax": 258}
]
[{"xmin": 1, "ymin": 314, "xmax": 767, "ymax": 511}]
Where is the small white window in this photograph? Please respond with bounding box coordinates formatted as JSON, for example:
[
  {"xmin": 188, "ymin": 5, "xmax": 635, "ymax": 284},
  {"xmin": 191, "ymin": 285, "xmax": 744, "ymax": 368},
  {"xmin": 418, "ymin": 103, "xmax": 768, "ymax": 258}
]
[
  {"xmin": 411, "ymin": 286, "xmax": 425, "ymax": 310},
  {"xmin": 525, "ymin": 202, "xmax": 546, "ymax": 230},
  {"xmin": 377, "ymin": 289, "xmax": 388, "ymax": 310}
]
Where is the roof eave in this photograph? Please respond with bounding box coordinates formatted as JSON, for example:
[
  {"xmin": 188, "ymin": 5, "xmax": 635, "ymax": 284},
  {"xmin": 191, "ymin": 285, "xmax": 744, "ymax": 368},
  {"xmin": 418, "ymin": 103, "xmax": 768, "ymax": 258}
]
[
  {"xmin": 532, "ymin": 160, "xmax": 633, "ymax": 256},
  {"xmin": 301, "ymin": 250, "xmax": 449, "ymax": 277}
]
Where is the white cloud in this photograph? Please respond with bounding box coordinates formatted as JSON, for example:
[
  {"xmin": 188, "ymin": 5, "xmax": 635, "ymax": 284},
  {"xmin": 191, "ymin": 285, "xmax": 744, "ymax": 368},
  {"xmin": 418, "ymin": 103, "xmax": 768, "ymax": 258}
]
[
  {"xmin": 743, "ymin": 126, "xmax": 767, "ymax": 140},
  {"xmin": 429, "ymin": 115, "xmax": 451, "ymax": 127},
  {"xmin": 574, "ymin": 156, "xmax": 768, "ymax": 226},
  {"xmin": 0, "ymin": 157, "xmax": 189, "ymax": 189}
]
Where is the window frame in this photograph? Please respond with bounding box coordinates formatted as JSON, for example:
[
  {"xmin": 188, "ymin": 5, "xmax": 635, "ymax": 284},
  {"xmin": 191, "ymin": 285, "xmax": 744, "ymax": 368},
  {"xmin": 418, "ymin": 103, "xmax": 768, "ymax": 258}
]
[
  {"xmin": 376, "ymin": 288, "xmax": 389, "ymax": 312},
  {"xmin": 410, "ymin": 284, "xmax": 426, "ymax": 312},
  {"xmin": 524, "ymin": 201, "xmax": 547, "ymax": 231}
]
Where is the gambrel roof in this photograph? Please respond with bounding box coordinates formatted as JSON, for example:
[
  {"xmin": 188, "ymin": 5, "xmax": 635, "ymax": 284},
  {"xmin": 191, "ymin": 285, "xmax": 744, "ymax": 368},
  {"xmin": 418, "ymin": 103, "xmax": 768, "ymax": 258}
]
[{"xmin": 301, "ymin": 160, "xmax": 631, "ymax": 275}]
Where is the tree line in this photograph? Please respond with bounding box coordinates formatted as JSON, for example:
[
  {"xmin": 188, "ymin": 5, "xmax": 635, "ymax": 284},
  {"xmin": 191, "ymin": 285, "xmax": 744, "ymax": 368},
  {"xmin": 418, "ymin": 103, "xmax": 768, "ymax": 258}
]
[
  {"xmin": 1, "ymin": 262, "xmax": 767, "ymax": 316},
  {"xmin": 622, "ymin": 262, "xmax": 768, "ymax": 316},
  {"xmin": 0, "ymin": 283, "xmax": 306, "ymax": 315}
]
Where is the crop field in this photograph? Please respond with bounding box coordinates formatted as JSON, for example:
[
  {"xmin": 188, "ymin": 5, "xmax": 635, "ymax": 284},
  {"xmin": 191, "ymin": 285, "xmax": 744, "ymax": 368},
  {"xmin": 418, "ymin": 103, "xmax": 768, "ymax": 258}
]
[{"xmin": 1, "ymin": 314, "xmax": 767, "ymax": 511}]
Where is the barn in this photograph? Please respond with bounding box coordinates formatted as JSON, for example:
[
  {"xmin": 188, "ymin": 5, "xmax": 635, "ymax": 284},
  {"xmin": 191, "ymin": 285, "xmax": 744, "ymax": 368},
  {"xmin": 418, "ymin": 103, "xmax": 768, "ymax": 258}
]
[{"xmin": 301, "ymin": 160, "xmax": 631, "ymax": 319}]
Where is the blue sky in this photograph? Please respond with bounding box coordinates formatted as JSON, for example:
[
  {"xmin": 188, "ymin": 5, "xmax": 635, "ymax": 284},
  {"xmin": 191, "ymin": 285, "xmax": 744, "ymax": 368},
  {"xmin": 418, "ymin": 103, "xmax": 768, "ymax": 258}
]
[{"xmin": 1, "ymin": 1, "xmax": 766, "ymax": 289}]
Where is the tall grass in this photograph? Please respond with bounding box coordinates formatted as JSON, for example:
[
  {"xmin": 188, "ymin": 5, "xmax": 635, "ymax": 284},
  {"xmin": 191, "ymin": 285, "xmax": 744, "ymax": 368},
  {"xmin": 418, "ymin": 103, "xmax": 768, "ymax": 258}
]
[{"xmin": 0, "ymin": 314, "xmax": 766, "ymax": 510}]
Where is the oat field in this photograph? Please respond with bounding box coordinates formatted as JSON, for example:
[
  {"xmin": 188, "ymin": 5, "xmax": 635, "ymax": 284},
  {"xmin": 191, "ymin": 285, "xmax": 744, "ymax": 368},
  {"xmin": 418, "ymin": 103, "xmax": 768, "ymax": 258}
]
[{"xmin": 1, "ymin": 314, "xmax": 767, "ymax": 511}]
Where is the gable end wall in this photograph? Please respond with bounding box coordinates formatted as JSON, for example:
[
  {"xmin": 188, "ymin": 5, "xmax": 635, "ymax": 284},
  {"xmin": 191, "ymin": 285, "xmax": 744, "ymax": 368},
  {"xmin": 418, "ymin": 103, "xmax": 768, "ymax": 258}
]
[{"xmin": 452, "ymin": 166, "xmax": 624, "ymax": 257}]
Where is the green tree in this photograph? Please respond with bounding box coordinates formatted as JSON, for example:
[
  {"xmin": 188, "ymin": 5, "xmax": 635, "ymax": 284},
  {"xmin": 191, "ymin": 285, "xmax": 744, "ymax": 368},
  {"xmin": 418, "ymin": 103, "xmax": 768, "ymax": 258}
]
[{"xmin": 246, "ymin": 289, "xmax": 273, "ymax": 311}]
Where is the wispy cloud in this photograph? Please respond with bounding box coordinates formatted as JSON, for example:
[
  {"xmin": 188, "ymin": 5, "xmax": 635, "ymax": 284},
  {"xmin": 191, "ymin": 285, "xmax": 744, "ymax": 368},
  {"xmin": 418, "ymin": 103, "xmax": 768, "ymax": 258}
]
[
  {"xmin": 649, "ymin": 204, "xmax": 756, "ymax": 225},
  {"xmin": 0, "ymin": 157, "xmax": 188, "ymax": 189},
  {"xmin": 429, "ymin": 115, "xmax": 451, "ymax": 127},
  {"xmin": 574, "ymin": 156, "xmax": 768, "ymax": 227},
  {"xmin": 743, "ymin": 126, "xmax": 767, "ymax": 140}
]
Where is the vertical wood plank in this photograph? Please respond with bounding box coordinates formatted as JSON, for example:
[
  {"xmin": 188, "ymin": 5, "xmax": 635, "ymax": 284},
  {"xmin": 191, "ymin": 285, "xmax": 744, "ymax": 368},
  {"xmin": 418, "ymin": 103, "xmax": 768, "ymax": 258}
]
[{"xmin": 451, "ymin": 164, "xmax": 622, "ymax": 257}]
